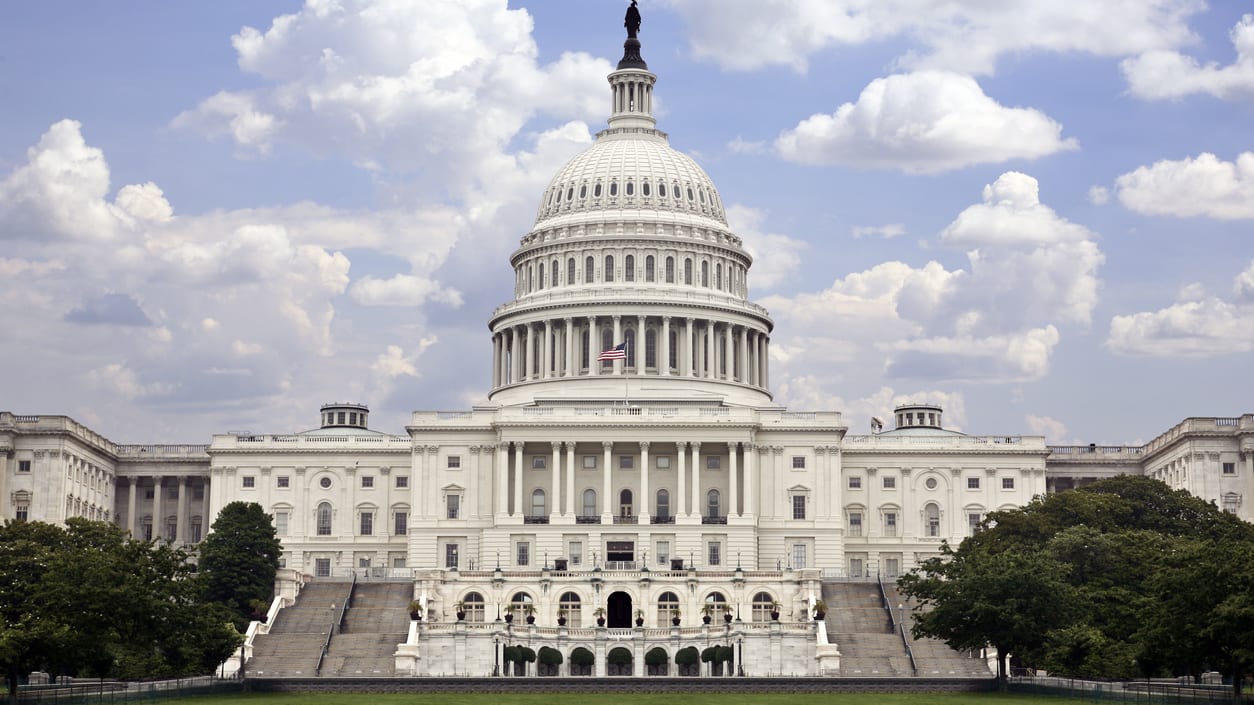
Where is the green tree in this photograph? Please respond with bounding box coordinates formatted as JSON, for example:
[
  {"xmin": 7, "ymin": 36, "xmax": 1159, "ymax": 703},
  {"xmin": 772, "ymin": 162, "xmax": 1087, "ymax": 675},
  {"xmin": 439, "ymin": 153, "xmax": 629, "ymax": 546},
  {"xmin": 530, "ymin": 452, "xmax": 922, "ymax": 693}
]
[{"xmin": 197, "ymin": 502, "xmax": 283, "ymax": 630}]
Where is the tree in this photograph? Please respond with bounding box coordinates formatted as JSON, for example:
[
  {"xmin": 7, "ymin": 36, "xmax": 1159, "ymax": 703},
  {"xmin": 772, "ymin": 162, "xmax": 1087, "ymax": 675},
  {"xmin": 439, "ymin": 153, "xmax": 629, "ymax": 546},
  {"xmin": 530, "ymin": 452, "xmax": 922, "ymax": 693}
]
[{"xmin": 197, "ymin": 502, "xmax": 283, "ymax": 630}]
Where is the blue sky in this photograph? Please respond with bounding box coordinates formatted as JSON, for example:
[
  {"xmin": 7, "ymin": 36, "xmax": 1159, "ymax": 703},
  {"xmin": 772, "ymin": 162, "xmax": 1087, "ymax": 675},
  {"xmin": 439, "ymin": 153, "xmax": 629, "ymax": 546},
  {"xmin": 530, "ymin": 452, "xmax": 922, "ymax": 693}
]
[{"xmin": 1, "ymin": 0, "xmax": 1252, "ymax": 444}]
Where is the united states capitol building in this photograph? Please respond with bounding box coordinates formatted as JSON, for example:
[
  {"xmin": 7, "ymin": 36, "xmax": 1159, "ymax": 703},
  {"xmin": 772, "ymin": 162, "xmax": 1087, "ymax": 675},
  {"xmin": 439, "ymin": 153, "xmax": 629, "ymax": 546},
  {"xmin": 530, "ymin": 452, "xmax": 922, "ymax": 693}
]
[{"xmin": 3, "ymin": 13, "xmax": 1252, "ymax": 679}]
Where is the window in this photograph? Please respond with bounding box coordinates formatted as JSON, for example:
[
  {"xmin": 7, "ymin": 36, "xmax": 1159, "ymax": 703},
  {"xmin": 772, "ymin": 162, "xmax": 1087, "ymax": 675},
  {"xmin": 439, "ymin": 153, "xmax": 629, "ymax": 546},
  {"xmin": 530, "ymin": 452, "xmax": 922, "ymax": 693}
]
[
  {"xmin": 883, "ymin": 476, "xmax": 896, "ymax": 489},
  {"xmin": 625, "ymin": 254, "xmax": 635, "ymax": 282},
  {"xmin": 315, "ymin": 558, "xmax": 331, "ymax": 577},
  {"xmin": 277, "ymin": 476, "xmax": 290, "ymax": 488},
  {"xmin": 624, "ymin": 327, "xmax": 636, "ymax": 367},
  {"xmin": 551, "ymin": 259, "xmax": 558, "ymax": 287},
  {"xmin": 537, "ymin": 262, "xmax": 544, "ymax": 290},
  {"xmin": 394, "ymin": 510, "xmax": 408, "ymax": 535},
  {"xmin": 656, "ymin": 456, "xmax": 670, "ymax": 469},
  {"xmin": 1002, "ymin": 477, "xmax": 1015, "ymax": 490},
  {"xmin": 967, "ymin": 477, "xmax": 980, "ymax": 490},
  {"xmin": 925, "ymin": 477, "xmax": 937, "ymax": 490},
  {"xmin": 448, "ymin": 456, "xmax": 462, "ymax": 469},
  {"xmin": 516, "ymin": 542, "xmax": 530, "ymax": 567},
  {"xmin": 656, "ymin": 540, "xmax": 669, "ymax": 566},
  {"xmin": 620, "ymin": 455, "xmax": 634, "ymax": 469},
  {"xmin": 361, "ymin": 476, "xmax": 374, "ymax": 488},
  {"xmin": 583, "ymin": 455, "xmax": 597, "ymax": 469},
  {"xmin": 656, "ymin": 489, "xmax": 670, "ymax": 519},
  {"xmin": 706, "ymin": 489, "xmax": 721, "ymax": 518},
  {"xmin": 393, "ymin": 556, "xmax": 406, "ymax": 569},
  {"xmin": 707, "ymin": 541, "xmax": 722, "ymax": 566},
  {"xmin": 645, "ymin": 255, "xmax": 655, "ymax": 282},
  {"xmin": 567, "ymin": 257, "xmax": 575, "ymax": 284},
  {"xmin": 320, "ymin": 477, "xmax": 332, "ymax": 489},
  {"xmin": 1224, "ymin": 462, "xmax": 1237, "ymax": 475},
  {"xmin": 463, "ymin": 591, "xmax": 485, "ymax": 622},
  {"xmin": 447, "ymin": 494, "xmax": 460, "ymax": 520},
  {"xmin": 849, "ymin": 557, "xmax": 864, "ymax": 578},
  {"xmin": 275, "ymin": 511, "xmax": 289, "ymax": 536},
  {"xmin": 582, "ymin": 489, "xmax": 597, "ymax": 517},
  {"xmin": 752, "ymin": 591, "xmax": 774, "ymax": 622},
  {"xmin": 848, "ymin": 476, "xmax": 862, "ymax": 489},
  {"xmin": 684, "ymin": 258, "xmax": 693, "ymax": 285},
  {"xmin": 1223, "ymin": 493, "xmax": 1241, "ymax": 514},
  {"xmin": 585, "ymin": 256, "xmax": 595, "ymax": 283},
  {"xmin": 885, "ymin": 557, "xmax": 900, "ymax": 577},
  {"xmin": 359, "ymin": 557, "xmax": 371, "ymax": 570},
  {"xmin": 605, "ymin": 255, "xmax": 615, "ymax": 282},
  {"xmin": 793, "ymin": 543, "xmax": 808, "ymax": 569},
  {"xmin": 656, "ymin": 590, "xmax": 679, "ymax": 623},
  {"xmin": 665, "ymin": 256, "xmax": 675, "ymax": 283},
  {"xmin": 925, "ymin": 504, "xmax": 940, "ymax": 537},
  {"xmin": 190, "ymin": 517, "xmax": 202, "ymax": 543},
  {"xmin": 792, "ymin": 494, "xmax": 806, "ymax": 520},
  {"xmin": 15, "ymin": 502, "xmax": 29, "ymax": 521},
  {"xmin": 848, "ymin": 512, "xmax": 863, "ymax": 537},
  {"xmin": 317, "ymin": 502, "xmax": 333, "ymax": 536},
  {"xmin": 396, "ymin": 475, "xmax": 408, "ymax": 489},
  {"xmin": 701, "ymin": 260, "xmax": 709, "ymax": 287},
  {"xmin": 569, "ymin": 541, "xmax": 583, "ymax": 567},
  {"xmin": 445, "ymin": 543, "xmax": 459, "ymax": 569},
  {"xmin": 532, "ymin": 456, "xmax": 546, "ymax": 469},
  {"xmin": 242, "ymin": 476, "xmax": 255, "ymax": 488},
  {"xmin": 884, "ymin": 512, "xmax": 897, "ymax": 537},
  {"xmin": 145, "ymin": 488, "xmax": 155, "ymax": 499},
  {"xmin": 645, "ymin": 329, "xmax": 657, "ymax": 368},
  {"xmin": 968, "ymin": 512, "xmax": 982, "ymax": 535},
  {"xmin": 792, "ymin": 456, "xmax": 805, "ymax": 469},
  {"xmin": 359, "ymin": 511, "xmax": 373, "ymax": 536},
  {"xmin": 560, "ymin": 591, "xmax": 582, "ymax": 627},
  {"xmin": 619, "ymin": 489, "xmax": 633, "ymax": 517},
  {"xmin": 17, "ymin": 460, "xmax": 31, "ymax": 473},
  {"xmin": 531, "ymin": 489, "xmax": 546, "ymax": 517},
  {"xmin": 706, "ymin": 456, "xmax": 721, "ymax": 469}
]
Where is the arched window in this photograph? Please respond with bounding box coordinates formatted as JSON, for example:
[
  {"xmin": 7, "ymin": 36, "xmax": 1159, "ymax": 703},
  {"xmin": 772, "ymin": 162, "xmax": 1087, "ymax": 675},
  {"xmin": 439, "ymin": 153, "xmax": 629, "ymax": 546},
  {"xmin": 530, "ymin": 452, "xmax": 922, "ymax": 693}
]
[
  {"xmin": 551, "ymin": 259, "xmax": 559, "ymax": 288},
  {"xmin": 567, "ymin": 257, "xmax": 575, "ymax": 285},
  {"xmin": 701, "ymin": 261, "xmax": 709, "ymax": 287},
  {"xmin": 684, "ymin": 258, "xmax": 693, "ymax": 285},
  {"xmin": 317, "ymin": 502, "xmax": 332, "ymax": 536},
  {"xmin": 609, "ymin": 181, "xmax": 618, "ymax": 197},
  {"xmin": 665, "ymin": 256, "xmax": 675, "ymax": 283},
  {"xmin": 594, "ymin": 183, "xmax": 602, "ymax": 198},
  {"xmin": 645, "ymin": 328, "xmax": 657, "ymax": 368},
  {"xmin": 605, "ymin": 255, "xmax": 615, "ymax": 282},
  {"xmin": 645, "ymin": 255, "xmax": 655, "ymax": 282},
  {"xmin": 531, "ymin": 489, "xmax": 546, "ymax": 517},
  {"xmin": 625, "ymin": 254, "xmax": 635, "ymax": 282},
  {"xmin": 642, "ymin": 181, "xmax": 650, "ymax": 196},
  {"xmin": 581, "ymin": 329, "xmax": 590, "ymax": 370},
  {"xmin": 537, "ymin": 262, "xmax": 544, "ymax": 290},
  {"xmin": 582, "ymin": 489, "xmax": 597, "ymax": 518},
  {"xmin": 925, "ymin": 503, "xmax": 941, "ymax": 537},
  {"xmin": 668, "ymin": 330, "xmax": 677, "ymax": 370},
  {"xmin": 715, "ymin": 262, "xmax": 722, "ymax": 290},
  {"xmin": 510, "ymin": 591, "xmax": 534, "ymax": 616},
  {"xmin": 624, "ymin": 327, "xmax": 636, "ymax": 368},
  {"xmin": 585, "ymin": 256, "xmax": 595, "ymax": 283},
  {"xmin": 752, "ymin": 592, "xmax": 775, "ymax": 622},
  {"xmin": 655, "ymin": 489, "xmax": 669, "ymax": 519},
  {"xmin": 620, "ymin": 489, "xmax": 633, "ymax": 518},
  {"xmin": 657, "ymin": 590, "xmax": 679, "ymax": 624},
  {"xmin": 706, "ymin": 489, "xmax": 721, "ymax": 519},
  {"xmin": 527, "ymin": 265, "xmax": 533, "ymax": 292},
  {"xmin": 602, "ymin": 328, "xmax": 613, "ymax": 369},
  {"xmin": 560, "ymin": 591, "xmax": 582, "ymax": 627},
  {"xmin": 704, "ymin": 591, "xmax": 727, "ymax": 620},
  {"xmin": 659, "ymin": 182, "xmax": 667, "ymax": 198},
  {"xmin": 626, "ymin": 180, "xmax": 634, "ymax": 196},
  {"xmin": 463, "ymin": 591, "xmax": 486, "ymax": 622}
]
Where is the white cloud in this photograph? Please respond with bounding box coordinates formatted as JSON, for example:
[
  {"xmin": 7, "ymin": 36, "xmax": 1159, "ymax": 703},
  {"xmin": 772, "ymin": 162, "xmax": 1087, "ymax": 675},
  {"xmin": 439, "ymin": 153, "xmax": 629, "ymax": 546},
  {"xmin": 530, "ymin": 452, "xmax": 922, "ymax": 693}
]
[
  {"xmin": 1115, "ymin": 152, "xmax": 1254, "ymax": 219},
  {"xmin": 774, "ymin": 72, "xmax": 1076, "ymax": 173},
  {"xmin": 349, "ymin": 274, "xmax": 464, "ymax": 307},
  {"xmin": 1087, "ymin": 185, "xmax": 1110, "ymax": 205},
  {"xmin": 1107, "ymin": 258, "xmax": 1254, "ymax": 356},
  {"xmin": 232, "ymin": 340, "xmax": 264, "ymax": 356},
  {"xmin": 87, "ymin": 362, "xmax": 172, "ymax": 400},
  {"xmin": 851, "ymin": 224, "xmax": 905, "ymax": 239},
  {"xmin": 667, "ymin": 0, "xmax": 1201, "ymax": 75},
  {"xmin": 372, "ymin": 344, "xmax": 420, "ymax": 380},
  {"xmin": 1025, "ymin": 414, "xmax": 1067, "ymax": 440},
  {"xmin": 725, "ymin": 205, "xmax": 806, "ymax": 291},
  {"xmin": 1177, "ymin": 282, "xmax": 1207, "ymax": 302},
  {"xmin": 1122, "ymin": 14, "xmax": 1254, "ymax": 101},
  {"xmin": 884, "ymin": 326, "xmax": 1061, "ymax": 382},
  {"xmin": 942, "ymin": 172, "xmax": 1094, "ymax": 247}
]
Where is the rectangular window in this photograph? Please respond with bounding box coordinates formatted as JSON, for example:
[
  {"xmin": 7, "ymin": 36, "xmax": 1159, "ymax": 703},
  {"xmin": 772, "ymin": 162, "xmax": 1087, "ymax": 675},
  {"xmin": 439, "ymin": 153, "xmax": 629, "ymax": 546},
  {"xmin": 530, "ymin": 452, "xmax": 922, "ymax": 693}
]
[
  {"xmin": 1002, "ymin": 477, "xmax": 1015, "ymax": 489},
  {"xmin": 583, "ymin": 455, "xmax": 597, "ymax": 469},
  {"xmin": 191, "ymin": 520, "xmax": 202, "ymax": 543},
  {"xmin": 848, "ymin": 476, "xmax": 862, "ymax": 489},
  {"xmin": 315, "ymin": 558, "xmax": 331, "ymax": 578},
  {"xmin": 358, "ymin": 557, "xmax": 370, "ymax": 569},
  {"xmin": 792, "ymin": 495, "xmax": 807, "ymax": 520},
  {"xmin": 620, "ymin": 455, "xmax": 634, "ymax": 469},
  {"xmin": 445, "ymin": 543, "xmax": 459, "ymax": 569},
  {"xmin": 793, "ymin": 543, "xmax": 808, "ymax": 569},
  {"xmin": 393, "ymin": 557, "xmax": 407, "ymax": 569},
  {"xmin": 884, "ymin": 512, "xmax": 897, "ymax": 537},
  {"xmin": 396, "ymin": 475, "xmax": 409, "ymax": 488},
  {"xmin": 532, "ymin": 456, "xmax": 546, "ymax": 469},
  {"xmin": 517, "ymin": 541, "xmax": 530, "ymax": 567},
  {"xmin": 15, "ymin": 504, "xmax": 29, "ymax": 521},
  {"xmin": 885, "ymin": 557, "xmax": 900, "ymax": 577},
  {"xmin": 361, "ymin": 476, "xmax": 374, "ymax": 488},
  {"xmin": 848, "ymin": 512, "xmax": 863, "ymax": 537},
  {"xmin": 193, "ymin": 486, "xmax": 204, "ymax": 500},
  {"xmin": 792, "ymin": 456, "xmax": 806, "ymax": 469},
  {"xmin": 145, "ymin": 488, "xmax": 155, "ymax": 499},
  {"xmin": 359, "ymin": 512, "xmax": 373, "ymax": 536},
  {"xmin": 849, "ymin": 557, "xmax": 864, "ymax": 578},
  {"xmin": 17, "ymin": 460, "xmax": 31, "ymax": 473},
  {"xmin": 569, "ymin": 540, "xmax": 583, "ymax": 566},
  {"xmin": 968, "ymin": 513, "xmax": 982, "ymax": 535},
  {"xmin": 883, "ymin": 476, "xmax": 896, "ymax": 489},
  {"xmin": 242, "ymin": 476, "xmax": 255, "ymax": 488},
  {"xmin": 967, "ymin": 477, "xmax": 980, "ymax": 490},
  {"xmin": 394, "ymin": 511, "xmax": 408, "ymax": 536},
  {"xmin": 1223, "ymin": 462, "xmax": 1237, "ymax": 475},
  {"xmin": 448, "ymin": 456, "xmax": 461, "ymax": 469},
  {"xmin": 707, "ymin": 541, "xmax": 721, "ymax": 566},
  {"xmin": 274, "ymin": 511, "xmax": 289, "ymax": 536},
  {"xmin": 656, "ymin": 540, "xmax": 670, "ymax": 566},
  {"xmin": 447, "ymin": 494, "xmax": 460, "ymax": 520},
  {"xmin": 707, "ymin": 457, "xmax": 721, "ymax": 469},
  {"xmin": 277, "ymin": 476, "xmax": 290, "ymax": 488},
  {"xmin": 656, "ymin": 456, "xmax": 671, "ymax": 469}
]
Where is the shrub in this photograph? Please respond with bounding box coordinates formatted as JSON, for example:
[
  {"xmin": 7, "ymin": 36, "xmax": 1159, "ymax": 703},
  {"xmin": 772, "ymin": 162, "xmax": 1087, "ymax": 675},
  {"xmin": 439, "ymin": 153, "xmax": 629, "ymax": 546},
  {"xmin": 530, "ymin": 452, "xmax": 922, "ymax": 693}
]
[
  {"xmin": 538, "ymin": 646, "xmax": 563, "ymax": 666},
  {"xmin": 644, "ymin": 647, "xmax": 669, "ymax": 666},
  {"xmin": 675, "ymin": 646, "xmax": 699, "ymax": 666},
  {"xmin": 570, "ymin": 647, "xmax": 595, "ymax": 666},
  {"xmin": 607, "ymin": 647, "xmax": 633, "ymax": 665}
]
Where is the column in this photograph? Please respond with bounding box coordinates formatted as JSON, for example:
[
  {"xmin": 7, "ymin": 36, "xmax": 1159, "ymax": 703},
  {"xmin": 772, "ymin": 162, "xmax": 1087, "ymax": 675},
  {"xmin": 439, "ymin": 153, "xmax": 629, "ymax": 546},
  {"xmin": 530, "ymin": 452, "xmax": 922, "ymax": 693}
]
[
  {"xmin": 602, "ymin": 441, "xmax": 613, "ymax": 517},
  {"xmin": 685, "ymin": 318, "xmax": 695, "ymax": 377},
  {"xmin": 381, "ymin": 466, "xmax": 393, "ymax": 535},
  {"xmin": 513, "ymin": 443, "xmax": 524, "ymax": 518},
  {"xmin": 175, "ymin": 477, "xmax": 187, "ymax": 543},
  {"xmin": 587, "ymin": 315, "xmax": 598, "ymax": 376},
  {"xmin": 744, "ymin": 443, "xmax": 756, "ymax": 516},
  {"xmin": 738, "ymin": 326, "xmax": 749, "ymax": 383},
  {"xmin": 127, "ymin": 479, "xmax": 138, "ymax": 536},
  {"xmin": 723, "ymin": 324, "xmax": 733, "ymax": 380},
  {"xmin": 661, "ymin": 316, "xmax": 671, "ymax": 376},
  {"xmin": 636, "ymin": 315, "xmax": 646, "ymax": 373},
  {"xmin": 564, "ymin": 318, "xmax": 575, "ymax": 377},
  {"xmin": 677, "ymin": 442, "xmax": 688, "ymax": 517},
  {"xmin": 763, "ymin": 335, "xmax": 770, "ymax": 389},
  {"xmin": 496, "ymin": 443, "xmax": 510, "ymax": 516},
  {"xmin": 746, "ymin": 331, "xmax": 756, "ymax": 386},
  {"xmin": 691, "ymin": 443, "xmax": 702, "ymax": 519},
  {"xmin": 639, "ymin": 441, "xmax": 651, "ymax": 522},
  {"xmin": 523, "ymin": 324, "xmax": 534, "ymax": 380},
  {"xmin": 612, "ymin": 315, "xmax": 623, "ymax": 375},
  {"xmin": 550, "ymin": 441, "xmax": 561, "ymax": 519},
  {"xmin": 152, "ymin": 476, "xmax": 164, "ymax": 541},
  {"xmin": 543, "ymin": 320, "xmax": 553, "ymax": 379},
  {"xmin": 202, "ymin": 474, "xmax": 213, "ymax": 536},
  {"xmin": 565, "ymin": 442, "xmax": 576, "ymax": 516},
  {"xmin": 704, "ymin": 323, "xmax": 715, "ymax": 379},
  {"xmin": 510, "ymin": 327, "xmax": 521, "ymax": 384},
  {"xmin": 729, "ymin": 443, "xmax": 739, "ymax": 517},
  {"xmin": 491, "ymin": 333, "xmax": 500, "ymax": 387},
  {"xmin": 757, "ymin": 335, "xmax": 766, "ymax": 388}
]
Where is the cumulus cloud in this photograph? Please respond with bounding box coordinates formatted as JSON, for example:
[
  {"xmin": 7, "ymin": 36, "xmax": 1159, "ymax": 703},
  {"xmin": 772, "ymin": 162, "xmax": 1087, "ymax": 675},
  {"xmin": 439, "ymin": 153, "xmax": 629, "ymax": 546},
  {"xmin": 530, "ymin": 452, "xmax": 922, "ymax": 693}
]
[
  {"xmin": 666, "ymin": 0, "xmax": 1201, "ymax": 75},
  {"xmin": 725, "ymin": 205, "xmax": 807, "ymax": 291},
  {"xmin": 1122, "ymin": 14, "xmax": 1254, "ymax": 100},
  {"xmin": 851, "ymin": 224, "xmax": 905, "ymax": 239},
  {"xmin": 349, "ymin": 274, "xmax": 464, "ymax": 308},
  {"xmin": 774, "ymin": 72, "xmax": 1076, "ymax": 173},
  {"xmin": 87, "ymin": 362, "xmax": 172, "ymax": 400},
  {"xmin": 1087, "ymin": 185, "xmax": 1110, "ymax": 205},
  {"xmin": 1115, "ymin": 151, "xmax": 1254, "ymax": 219},
  {"xmin": 1107, "ymin": 258, "xmax": 1254, "ymax": 356},
  {"xmin": 942, "ymin": 172, "xmax": 1094, "ymax": 247},
  {"xmin": 64, "ymin": 293, "xmax": 153, "ymax": 327},
  {"xmin": 1025, "ymin": 414, "xmax": 1067, "ymax": 440}
]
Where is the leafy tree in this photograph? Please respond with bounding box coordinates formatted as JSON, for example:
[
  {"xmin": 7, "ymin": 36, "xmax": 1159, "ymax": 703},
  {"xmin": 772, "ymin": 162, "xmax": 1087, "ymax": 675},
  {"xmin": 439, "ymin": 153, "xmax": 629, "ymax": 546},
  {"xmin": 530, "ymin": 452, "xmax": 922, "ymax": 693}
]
[
  {"xmin": 569, "ymin": 647, "xmax": 595, "ymax": 666},
  {"xmin": 538, "ymin": 646, "xmax": 563, "ymax": 666},
  {"xmin": 674, "ymin": 646, "xmax": 699, "ymax": 665},
  {"xmin": 197, "ymin": 502, "xmax": 283, "ymax": 630},
  {"xmin": 644, "ymin": 647, "xmax": 668, "ymax": 666}
]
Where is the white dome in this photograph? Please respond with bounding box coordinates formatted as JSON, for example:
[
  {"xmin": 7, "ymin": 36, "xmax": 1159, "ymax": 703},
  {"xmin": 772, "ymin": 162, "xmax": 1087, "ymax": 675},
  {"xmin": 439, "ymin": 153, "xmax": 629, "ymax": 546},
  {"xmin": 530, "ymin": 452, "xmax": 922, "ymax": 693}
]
[{"xmin": 533, "ymin": 134, "xmax": 727, "ymax": 229}]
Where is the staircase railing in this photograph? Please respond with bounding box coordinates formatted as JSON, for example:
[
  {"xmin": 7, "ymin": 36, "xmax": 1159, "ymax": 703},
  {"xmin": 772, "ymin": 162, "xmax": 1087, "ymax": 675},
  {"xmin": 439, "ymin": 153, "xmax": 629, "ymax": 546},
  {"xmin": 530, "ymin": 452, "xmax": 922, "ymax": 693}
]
[
  {"xmin": 878, "ymin": 573, "xmax": 917, "ymax": 675},
  {"xmin": 315, "ymin": 570, "xmax": 356, "ymax": 676}
]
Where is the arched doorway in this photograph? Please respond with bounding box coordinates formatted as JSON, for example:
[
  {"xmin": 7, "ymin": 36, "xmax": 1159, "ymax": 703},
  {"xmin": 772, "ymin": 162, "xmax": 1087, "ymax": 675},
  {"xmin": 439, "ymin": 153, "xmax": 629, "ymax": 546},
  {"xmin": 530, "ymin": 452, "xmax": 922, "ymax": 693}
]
[
  {"xmin": 607, "ymin": 590, "xmax": 633, "ymax": 628},
  {"xmin": 607, "ymin": 646, "xmax": 634, "ymax": 676}
]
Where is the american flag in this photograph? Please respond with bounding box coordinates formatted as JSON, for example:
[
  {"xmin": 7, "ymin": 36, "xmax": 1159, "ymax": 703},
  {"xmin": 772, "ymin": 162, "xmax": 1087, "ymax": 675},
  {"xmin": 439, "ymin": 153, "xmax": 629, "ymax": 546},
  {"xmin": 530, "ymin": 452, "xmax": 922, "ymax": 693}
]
[{"xmin": 597, "ymin": 342, "xmax": 627, "ymax": 361}]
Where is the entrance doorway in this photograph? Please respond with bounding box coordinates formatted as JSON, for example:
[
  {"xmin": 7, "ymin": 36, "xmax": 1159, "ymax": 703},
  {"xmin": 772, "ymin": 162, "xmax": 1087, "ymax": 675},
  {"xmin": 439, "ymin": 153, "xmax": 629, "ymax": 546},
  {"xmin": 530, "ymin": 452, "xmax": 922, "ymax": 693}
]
[
  {"xmin": 606, "ymin": 540, "xmax": 634, "ymax": 569},
  {"xmin": 607, "ymin": 590, "xmax": 633, "ymax": 628}
]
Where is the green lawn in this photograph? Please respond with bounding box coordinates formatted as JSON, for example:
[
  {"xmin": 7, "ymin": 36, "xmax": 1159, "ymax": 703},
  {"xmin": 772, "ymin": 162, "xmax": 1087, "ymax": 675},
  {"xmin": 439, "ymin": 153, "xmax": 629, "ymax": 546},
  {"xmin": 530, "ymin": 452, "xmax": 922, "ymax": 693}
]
[{"xmin": 158, "ymin": 694, "xmax": 1093, "ymax": 705}]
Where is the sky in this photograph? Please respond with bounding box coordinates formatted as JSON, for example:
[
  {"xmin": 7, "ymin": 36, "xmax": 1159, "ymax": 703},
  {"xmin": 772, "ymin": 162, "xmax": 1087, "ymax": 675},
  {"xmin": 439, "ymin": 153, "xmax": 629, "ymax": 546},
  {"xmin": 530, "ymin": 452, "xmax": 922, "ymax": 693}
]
[{"xmin": 1, "ymin": 0, "xmax": 1252, "ymax": 445}]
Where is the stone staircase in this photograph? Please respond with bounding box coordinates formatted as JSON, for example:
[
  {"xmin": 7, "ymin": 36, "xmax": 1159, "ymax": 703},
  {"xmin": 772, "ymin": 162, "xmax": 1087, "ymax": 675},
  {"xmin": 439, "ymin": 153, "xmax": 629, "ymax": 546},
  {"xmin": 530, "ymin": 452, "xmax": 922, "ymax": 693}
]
[
  {"xmin": 883, "ymin": 585, "xmax": 991, "ymax": 677},
  {"xmin": 322, "ymin": 582, "xmax": 412, "ymax": 676},
  {"xmin": 822, "ymin": 582, "xmax": 913, "ymax": 677},
  {"xmin": 246, "ymin": 582, "xmax": 349, "ymax": 678}
]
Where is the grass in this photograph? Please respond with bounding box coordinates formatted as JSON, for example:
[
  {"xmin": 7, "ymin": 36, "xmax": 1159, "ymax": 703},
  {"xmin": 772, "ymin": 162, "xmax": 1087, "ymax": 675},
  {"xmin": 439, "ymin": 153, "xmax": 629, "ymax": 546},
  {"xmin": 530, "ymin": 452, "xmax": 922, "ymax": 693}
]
[{"xmin": 157, "ymin": 693, "xmax": 1094, "ymax": 705}]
